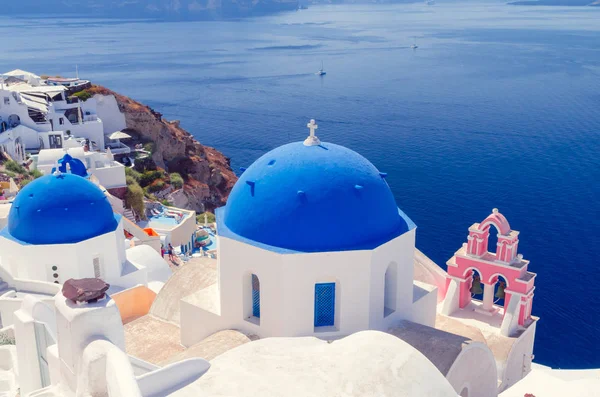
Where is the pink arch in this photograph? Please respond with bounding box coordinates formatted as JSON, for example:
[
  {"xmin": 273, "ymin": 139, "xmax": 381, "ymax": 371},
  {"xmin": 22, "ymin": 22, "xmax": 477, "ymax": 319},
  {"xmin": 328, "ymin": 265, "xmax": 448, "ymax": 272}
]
[
  {"xmin": 479, "ymin": 212, "xmax": 511, "ymax": 235},
  {"xmin": 487, "ymin": 273, "xmax": 510, "ymax": 288},
  {"xmin": 462, "ymin": 266, "xmax": 484, "ymax": 279}
]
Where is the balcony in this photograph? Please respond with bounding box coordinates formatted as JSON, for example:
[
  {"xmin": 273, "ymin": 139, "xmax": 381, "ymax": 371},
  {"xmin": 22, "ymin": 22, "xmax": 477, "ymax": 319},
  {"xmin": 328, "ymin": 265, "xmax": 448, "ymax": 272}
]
[{"xmin": 106, "ymin": 140, "xmax": 131, "ymax": 155}]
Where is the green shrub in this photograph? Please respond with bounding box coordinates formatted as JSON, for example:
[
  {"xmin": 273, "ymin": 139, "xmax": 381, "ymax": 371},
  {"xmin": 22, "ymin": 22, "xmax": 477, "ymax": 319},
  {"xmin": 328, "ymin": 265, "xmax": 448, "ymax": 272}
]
[
  {"xmin": 72, "ymin": 90, "xmax": 92, "ymax": 102},
  {"xmin": 29, "ymin": 169, "xmax": 43, "ymax": 179},
  {"xmin": 4, "ymin": 161, "xmax": 26, "ymax": 175},
  {"xmin": 139, "ymin": 170, "xmax": 163, "ymax": 187},
  {"xmin": 125, "ymin": 167, "xmax": 141, "ymax": 182},
  {"xmin": 169, "ymin": 172, "xmax": 184, "ymax": 189},
  {"xmin": 125, "ymin": 175, "xmax": 138, "ymax": 187},
  {"xmin": 147, "ymin": 180, "xmax": 165, "ymax": 193},
  {"xmin": 125, "ymin": 183, "xmax": 145, "ymax": 220},
  {"xmin": 20, "ymin": 179, "xmax": 31, "ymax": 188},
  {"xmin": 196, "ymin": 212, "xmax": 216, "ymax": 224},
  {"xmin": 161, "ymin": 199, "xmax": 172, "ymax": 206},
  {"xmin": 143, "ymin": 141, "xmax": 156, "ymax": 154}
]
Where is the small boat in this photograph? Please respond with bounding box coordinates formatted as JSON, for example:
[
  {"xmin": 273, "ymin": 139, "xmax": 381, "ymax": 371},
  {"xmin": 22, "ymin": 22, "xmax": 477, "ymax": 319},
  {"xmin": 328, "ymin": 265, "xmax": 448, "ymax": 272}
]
[
  {"xmin": 426, "ymin": 0, "xmax": 435, "ymax": 5},
  {"xmin": 316, "ymin": 61, "xmax": 326, "ymax": 76},
  {"xmin": 410, "ymin": 37, "xmax": 418, "ymax": 49}
]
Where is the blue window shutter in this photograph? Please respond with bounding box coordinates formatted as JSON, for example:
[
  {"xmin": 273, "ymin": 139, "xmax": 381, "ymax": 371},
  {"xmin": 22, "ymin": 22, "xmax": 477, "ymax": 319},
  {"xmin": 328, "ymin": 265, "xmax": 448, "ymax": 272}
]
[
  {"xmin": 252, "ymin": 274, "xmax": 260, "ymax": 318},
  {"xmin": 314, "ymin": 283, "xmax": 335, "ymax": 327}
]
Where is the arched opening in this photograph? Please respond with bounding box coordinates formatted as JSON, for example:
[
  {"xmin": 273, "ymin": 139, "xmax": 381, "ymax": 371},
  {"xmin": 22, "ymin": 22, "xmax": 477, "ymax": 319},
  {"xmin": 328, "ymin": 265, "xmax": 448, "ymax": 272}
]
[
  {"xmin": 384, "ymin": 262, "xmax": 397, "ymax": 317},
  {"xmin": 7, "ymin": 114, "xmax": 20, "ymax": 128},
  {"xmin": 492, "ymin": 274, "xmax": 508, "ymax": 310},
  {"xmin": 252, "ymin": 274, "xmax": 260, "ymax": 319},
  {"xmin": 468, "ymin": 269, "xmax": 484, "ymax": 302},
  {"xmin": 460, "ymin": 386, "xmax": 469, "ymax": 397},
  {"xmin": 243, "ymin": 272, "xmax": 260, "ymax": 325}
]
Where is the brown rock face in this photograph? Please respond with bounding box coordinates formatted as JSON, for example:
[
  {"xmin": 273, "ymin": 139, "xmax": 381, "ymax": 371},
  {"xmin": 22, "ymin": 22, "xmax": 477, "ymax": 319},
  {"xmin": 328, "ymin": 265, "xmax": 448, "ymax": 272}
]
[
  {"xmin": 62, "ymin": 278, "xmax": 110, "ymax": 303},
  {"xmin": 87, "ymin": 85, "xmax": 238, "ymax": 213}
]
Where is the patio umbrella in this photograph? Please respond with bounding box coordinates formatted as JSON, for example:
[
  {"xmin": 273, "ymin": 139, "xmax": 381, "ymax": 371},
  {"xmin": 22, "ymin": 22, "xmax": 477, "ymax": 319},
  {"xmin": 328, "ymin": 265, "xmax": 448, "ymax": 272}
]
[{"xmin": 108, "ymin": 131, "xmax": 131, "ymax": 140}]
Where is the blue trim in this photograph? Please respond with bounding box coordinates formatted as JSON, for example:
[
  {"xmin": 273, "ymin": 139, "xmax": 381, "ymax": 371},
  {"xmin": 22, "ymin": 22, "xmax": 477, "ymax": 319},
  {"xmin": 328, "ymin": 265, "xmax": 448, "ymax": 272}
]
[{"xmin": 314, "ymin": 283, "xmax": 335, "ymax": 327}]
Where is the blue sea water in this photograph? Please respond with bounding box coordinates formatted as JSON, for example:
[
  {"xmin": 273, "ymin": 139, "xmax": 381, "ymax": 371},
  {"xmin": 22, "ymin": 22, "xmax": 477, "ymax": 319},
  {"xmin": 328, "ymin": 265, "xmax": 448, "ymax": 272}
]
[{"xmin": 1, "ymin": 1, "xmax": 599, "ymax": 368}]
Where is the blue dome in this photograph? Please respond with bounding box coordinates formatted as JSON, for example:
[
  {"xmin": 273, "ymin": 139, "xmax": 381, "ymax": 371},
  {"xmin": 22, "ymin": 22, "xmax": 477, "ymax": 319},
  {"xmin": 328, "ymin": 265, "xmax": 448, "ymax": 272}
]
[
  {"xmin": 52, "ymin": 153, "xmax": 88, "ymax": 178},
  {"xmin": 7, "ymin": 173, "xmax": 118, "ymax": 245},
  {"xmin": 222, "ymin": 141, "xmax": 409, "ymax": 252}
]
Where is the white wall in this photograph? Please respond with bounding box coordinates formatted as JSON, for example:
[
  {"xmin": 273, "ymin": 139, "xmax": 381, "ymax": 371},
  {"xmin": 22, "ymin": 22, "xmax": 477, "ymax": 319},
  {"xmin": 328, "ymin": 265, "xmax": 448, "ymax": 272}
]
[
  {"xmin": 369, "ymin": 229, "xmax": 417, "ymax": 330},
  {"xmin": 94, "ymin": 94, "xmax": 126, "ymax": 136},
  {"xmin": 181, "ymin": 229, "xmax": 421, "ymax": 344},
  {"xmin": 446, "ymin": 342, "xmax": 499, "ymax": 397},
  {"xmin": 92, "ymin": 161, "xmax": 126, "ymax": 189},
  {"xmin": 0, "ymin": 223, "xmax": 126, "ymax": 285},
  {"xmin": 500, "ymin": 321, "xmax": 537, "ymax": 392}
]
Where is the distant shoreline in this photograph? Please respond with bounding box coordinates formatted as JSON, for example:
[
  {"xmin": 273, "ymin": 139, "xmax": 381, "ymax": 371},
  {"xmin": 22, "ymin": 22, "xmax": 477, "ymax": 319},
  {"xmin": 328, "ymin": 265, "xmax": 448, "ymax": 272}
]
[{"xmin": 509, "ymin": 0, "xmax": 599, "ymax": 6}]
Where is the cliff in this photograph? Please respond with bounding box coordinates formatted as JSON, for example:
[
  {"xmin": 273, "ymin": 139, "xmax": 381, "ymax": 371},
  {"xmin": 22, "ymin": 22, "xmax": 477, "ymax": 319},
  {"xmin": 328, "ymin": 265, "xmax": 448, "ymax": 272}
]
[{"xmin": 87, "ymin": 85, "xmax": 237, "ymax": 213}]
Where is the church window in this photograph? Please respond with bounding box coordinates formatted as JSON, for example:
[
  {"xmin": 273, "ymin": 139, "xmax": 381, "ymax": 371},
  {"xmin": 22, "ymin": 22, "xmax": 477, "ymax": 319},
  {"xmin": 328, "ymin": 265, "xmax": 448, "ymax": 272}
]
[
  {"xmin": 93, "ymin": 256, "xmax": 103, "ymax": 279},
  {"xmin": 384, "ymin": 262, "xmax": 397, "ymax": 317},
  {"xmin": 314, "ymin": 283, "xmax": 335, "ymax": 328},
  {"xmin": 252, "ymin": 274, "xmax": 260, "ymax": 318}
]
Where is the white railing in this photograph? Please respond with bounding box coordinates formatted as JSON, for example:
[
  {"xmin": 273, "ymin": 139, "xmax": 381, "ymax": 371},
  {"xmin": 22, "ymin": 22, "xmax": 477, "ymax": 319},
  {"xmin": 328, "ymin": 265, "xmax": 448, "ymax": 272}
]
[{"xmin": 106, "ymin": 141, "xmax": 131, "ymax": 155}]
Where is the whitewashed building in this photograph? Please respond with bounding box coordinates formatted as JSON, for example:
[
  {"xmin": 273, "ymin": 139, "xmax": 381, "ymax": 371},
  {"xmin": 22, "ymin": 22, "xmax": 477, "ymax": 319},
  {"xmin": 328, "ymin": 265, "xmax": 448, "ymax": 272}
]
[
  {"xmin": 0, "ymin": 167, "xmax": 171, "ymax": 327},
  {"xmin": 181, "ymin": 121, "xmax": 437, "ymax": 345}
]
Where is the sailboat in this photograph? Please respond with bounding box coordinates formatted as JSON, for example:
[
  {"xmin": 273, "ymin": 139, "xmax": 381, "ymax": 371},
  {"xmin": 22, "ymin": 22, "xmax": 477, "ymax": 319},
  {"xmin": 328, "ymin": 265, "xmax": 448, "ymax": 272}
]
[
  {"xmin": 410, "ymin": 37, "xmax": 418, "ymax": 49},
  {"xmin": 316, "ymin": 61, "xmax": 326, "ymax": 76}
]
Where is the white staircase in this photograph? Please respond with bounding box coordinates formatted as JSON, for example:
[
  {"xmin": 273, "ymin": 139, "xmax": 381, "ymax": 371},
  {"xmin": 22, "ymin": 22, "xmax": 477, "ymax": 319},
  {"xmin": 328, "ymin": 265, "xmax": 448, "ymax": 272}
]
[{"xmin": 123, "ymin": 208, "xmax": 137, "ymax": 224}]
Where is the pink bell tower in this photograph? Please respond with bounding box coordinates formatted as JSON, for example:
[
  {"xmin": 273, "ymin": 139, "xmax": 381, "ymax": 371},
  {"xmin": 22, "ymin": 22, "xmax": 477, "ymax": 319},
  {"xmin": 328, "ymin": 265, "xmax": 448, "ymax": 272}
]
[{"xmin": 445, "ymin": 209, "xmax": 536, "ymax": 334}]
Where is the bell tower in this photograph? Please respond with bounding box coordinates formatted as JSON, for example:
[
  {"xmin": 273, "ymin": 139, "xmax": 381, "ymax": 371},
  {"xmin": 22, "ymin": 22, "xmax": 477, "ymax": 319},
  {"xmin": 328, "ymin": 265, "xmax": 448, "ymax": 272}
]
[{"xmin": 443, "ymin": 209, "xmax": 536, "ymax": 336}]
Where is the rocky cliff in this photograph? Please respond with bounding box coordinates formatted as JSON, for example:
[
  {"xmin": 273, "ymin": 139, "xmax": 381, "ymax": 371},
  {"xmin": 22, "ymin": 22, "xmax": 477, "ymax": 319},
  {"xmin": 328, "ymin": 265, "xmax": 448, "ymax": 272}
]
[{"xmin": 88, "ymin": 85, "xmax": 237, "ymax": 213}]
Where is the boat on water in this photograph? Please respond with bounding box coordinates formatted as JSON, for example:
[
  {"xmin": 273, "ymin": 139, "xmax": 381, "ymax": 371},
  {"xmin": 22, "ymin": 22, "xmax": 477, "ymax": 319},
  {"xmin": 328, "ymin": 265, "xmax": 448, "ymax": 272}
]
[
  {"xmin": 426, "ymin": 0, "xmax": 435, "ymax": 5},
  {"xmin": 316, "ymin": 61, "xmax": 326, "ymax": 76},
  {"xmin": 410, "ymin": 37, "xmax": 418, "ymax": 49}
]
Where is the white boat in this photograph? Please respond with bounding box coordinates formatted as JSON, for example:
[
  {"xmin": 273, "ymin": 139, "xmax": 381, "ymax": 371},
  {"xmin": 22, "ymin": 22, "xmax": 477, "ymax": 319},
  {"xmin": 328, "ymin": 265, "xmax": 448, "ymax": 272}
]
[
  {"xmin": 316, "ymin": 61, "xmax": 326, "ymax": 76},
  {"xmin": 410, "ymin": 37, "xmax": 418, "ymax": 49}
]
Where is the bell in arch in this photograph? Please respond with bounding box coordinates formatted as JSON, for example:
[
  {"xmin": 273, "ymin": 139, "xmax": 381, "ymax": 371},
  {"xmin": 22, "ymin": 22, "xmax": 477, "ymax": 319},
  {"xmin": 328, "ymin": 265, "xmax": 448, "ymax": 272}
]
[
  {"xmin": 470, "ymin": 274, "xmax": 483, "ymax": 295},
  {"xmin": 495, "ymin": 280, "xmax": 506, "ymax": 299}
]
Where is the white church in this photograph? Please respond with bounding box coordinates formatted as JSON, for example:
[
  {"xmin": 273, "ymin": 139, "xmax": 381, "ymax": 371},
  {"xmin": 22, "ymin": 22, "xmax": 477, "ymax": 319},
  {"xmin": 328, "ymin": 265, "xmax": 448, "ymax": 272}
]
[
  {"xmin": 181, "ymin": 120, "xmax": 436, "ymax": 343},
  {"xmin": 0, "ymin": 120, "xmax": 596, "ymax": 397}
]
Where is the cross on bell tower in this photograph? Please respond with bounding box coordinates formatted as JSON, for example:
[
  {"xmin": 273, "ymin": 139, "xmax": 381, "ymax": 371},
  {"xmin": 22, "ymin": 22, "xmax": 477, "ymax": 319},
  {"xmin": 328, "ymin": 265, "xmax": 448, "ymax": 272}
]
[{"xmin": 304, "ymin": 119, "xmax": 321, "ymax": 146}]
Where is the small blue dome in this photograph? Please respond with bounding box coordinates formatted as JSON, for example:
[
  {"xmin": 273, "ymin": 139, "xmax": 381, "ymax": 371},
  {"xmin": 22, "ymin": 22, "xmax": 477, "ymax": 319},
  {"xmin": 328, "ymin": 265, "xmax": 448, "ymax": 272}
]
[
  {"xmin": 52, "ymin": 153, "xmax": 88, "ymax": 178},
  {"xmin": 222, "ymin": 141, "xmax": 409, "ymax": 252},
  {"xmin": 7, "ymin": 173, "xmax": 118, "ymax": 245}
]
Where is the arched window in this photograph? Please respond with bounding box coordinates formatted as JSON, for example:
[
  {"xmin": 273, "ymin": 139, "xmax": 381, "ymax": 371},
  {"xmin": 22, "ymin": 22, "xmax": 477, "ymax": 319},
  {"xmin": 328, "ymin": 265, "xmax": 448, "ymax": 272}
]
[
  {"xmin": 384, "ymin": 262, "xmax": 397, "ymax": 317},
  {"xmin": 252, "ymin": 274, "xmax": 260, "ymax": 319}
]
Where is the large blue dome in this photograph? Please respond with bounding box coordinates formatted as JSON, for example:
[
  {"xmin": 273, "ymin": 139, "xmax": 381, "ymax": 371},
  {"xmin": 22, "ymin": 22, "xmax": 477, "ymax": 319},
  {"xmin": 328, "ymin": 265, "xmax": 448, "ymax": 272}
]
[
  {"xmin": 6, "ymin": 173, "xmax": 118, "ymax": 245},
  {"xmin": 222, "ymin": 141, "xmax": 410, "ymax": 252}
]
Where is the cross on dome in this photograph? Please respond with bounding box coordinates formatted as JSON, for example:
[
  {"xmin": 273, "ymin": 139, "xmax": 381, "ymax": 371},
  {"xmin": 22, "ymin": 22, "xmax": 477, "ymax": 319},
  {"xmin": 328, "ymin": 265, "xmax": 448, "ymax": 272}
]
[{"xmin": 304, "ymin": 119, "xmax": 321, "ymax": 146}]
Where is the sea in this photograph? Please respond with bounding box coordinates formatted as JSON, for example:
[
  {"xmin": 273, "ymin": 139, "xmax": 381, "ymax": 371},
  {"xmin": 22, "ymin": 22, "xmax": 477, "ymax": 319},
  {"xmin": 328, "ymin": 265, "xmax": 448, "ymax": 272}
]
[{"xmin": 1, "ymin": 0, "xmax": 599, "ymax": 369}]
